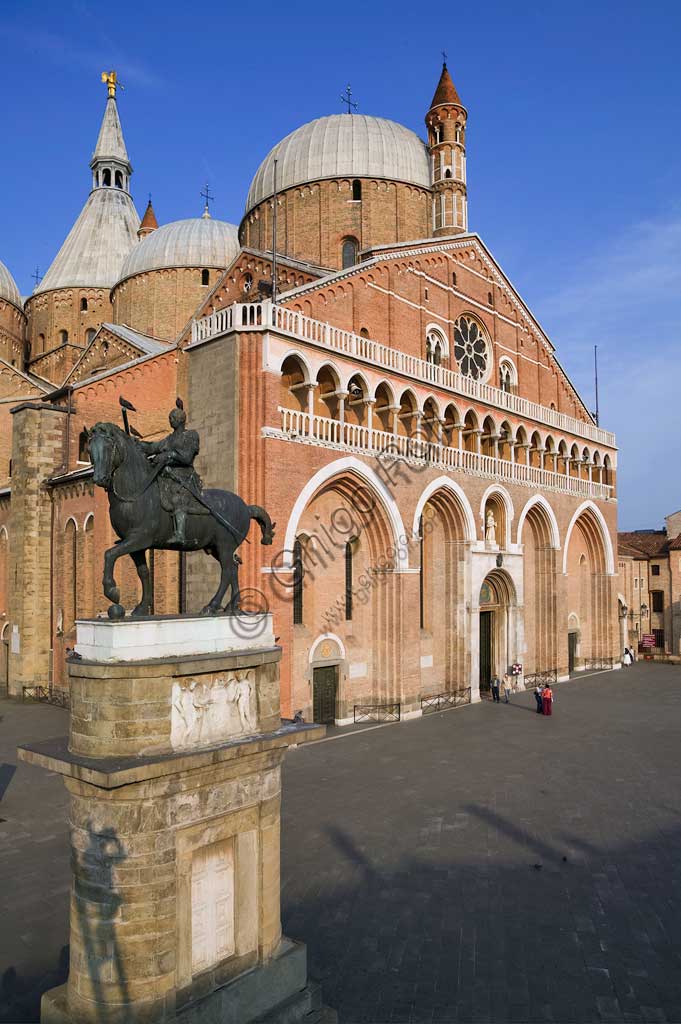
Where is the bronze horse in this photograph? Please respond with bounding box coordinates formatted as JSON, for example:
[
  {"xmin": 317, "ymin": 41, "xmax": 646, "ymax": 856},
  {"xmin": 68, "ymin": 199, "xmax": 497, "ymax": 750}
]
[{"xmin": 87, "ymin": 422, "xmax": 274, "ymax": 618}]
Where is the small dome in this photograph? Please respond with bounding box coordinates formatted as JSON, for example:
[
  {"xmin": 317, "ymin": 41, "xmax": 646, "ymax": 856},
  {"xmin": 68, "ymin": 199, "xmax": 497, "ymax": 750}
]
[
  {"xmin": 0, "ymin": 259, "xmax": 21, "ymax": 309},
  {"xmin": 117, "ymin": 217, "xmax": 240, "ymax": 284},
  {"xmin": 246, "ymin": 114, "xmax": 431, "ymax": 214}
]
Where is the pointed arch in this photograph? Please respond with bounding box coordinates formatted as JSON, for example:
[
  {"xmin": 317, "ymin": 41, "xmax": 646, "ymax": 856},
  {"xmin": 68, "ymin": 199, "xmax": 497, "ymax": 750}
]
[
  {"xmin": 516, "ymin": 495, "xmax": 560, "ymax": 549},
  {"xmin": 412, "ymin": 476, "xmax": 476, "ymax": 542},
  {"xmin": 282, "ymin": 456, "xmax": 409, "ymax": 570},
  {"xmin": 562, "ymin": 501, "xmax": 615, "ymax": 576},
  {"xmin": 479, "ymin": 485, "xmax": 514, "ymax": 549}
]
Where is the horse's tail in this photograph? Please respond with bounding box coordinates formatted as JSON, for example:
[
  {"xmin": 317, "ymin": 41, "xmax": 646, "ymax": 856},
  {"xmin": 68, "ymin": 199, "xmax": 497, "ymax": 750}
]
[{"xmin": 248, "ymin": 505, "xmax": 275, "ymax": 545}]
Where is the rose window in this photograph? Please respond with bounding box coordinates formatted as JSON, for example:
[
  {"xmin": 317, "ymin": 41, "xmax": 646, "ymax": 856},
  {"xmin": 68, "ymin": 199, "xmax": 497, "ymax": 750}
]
[{"xmin": 454, "ymin": 316, "xmax": 489, "ymax": 381}]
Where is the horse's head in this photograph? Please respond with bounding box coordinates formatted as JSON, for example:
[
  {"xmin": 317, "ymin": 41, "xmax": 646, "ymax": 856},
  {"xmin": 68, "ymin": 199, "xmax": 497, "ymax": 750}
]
[{"xmin": 88, "ymin": 422, "xmax": 126, "ymax": 488}]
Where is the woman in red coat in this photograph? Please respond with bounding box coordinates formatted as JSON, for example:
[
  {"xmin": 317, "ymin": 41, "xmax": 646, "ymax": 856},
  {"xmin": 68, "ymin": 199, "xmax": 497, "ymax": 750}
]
[{"xmin": 542, "ymin": 685, "xmax": 553, "ymax": 716}]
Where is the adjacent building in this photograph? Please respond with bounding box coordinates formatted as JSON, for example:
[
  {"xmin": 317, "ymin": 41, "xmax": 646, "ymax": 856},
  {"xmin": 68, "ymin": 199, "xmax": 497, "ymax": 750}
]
[{"xmin": 618, "ymin": 511, "xmax": 681, "ymax": 658}]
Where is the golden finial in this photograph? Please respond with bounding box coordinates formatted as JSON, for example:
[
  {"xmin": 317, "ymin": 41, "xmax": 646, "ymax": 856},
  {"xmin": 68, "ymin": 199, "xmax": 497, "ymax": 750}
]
[{"xmin": 101, "ymin": 70, "xmax": 119, "ymax": 99}]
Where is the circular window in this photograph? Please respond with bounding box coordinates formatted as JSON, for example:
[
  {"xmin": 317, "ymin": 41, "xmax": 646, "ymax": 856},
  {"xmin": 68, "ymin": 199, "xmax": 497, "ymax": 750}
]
[
  {"xmin": 454, "ymin": 316, "xmax": 490, "ymax": 381},
  {"xmin": 241, "ymin": 273, "xmax": 253, "ymax": 293}
]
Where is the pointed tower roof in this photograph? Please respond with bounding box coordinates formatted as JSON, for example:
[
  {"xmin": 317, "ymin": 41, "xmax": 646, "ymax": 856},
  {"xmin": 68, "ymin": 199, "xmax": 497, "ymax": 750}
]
[
  {"xmin": 430, "ymin": 62, "xmax": 463, "ymax": 109},
  {"xmin": 35, "ymin": 79, "xmax": 139, "ymax": 295},
  {"xmin": 138, "ymin": 198, "xmax": 159, "ymax": 238},
  {"xmin": 91, "ymin": 96, "xmax": 131, "ymax": 169}
]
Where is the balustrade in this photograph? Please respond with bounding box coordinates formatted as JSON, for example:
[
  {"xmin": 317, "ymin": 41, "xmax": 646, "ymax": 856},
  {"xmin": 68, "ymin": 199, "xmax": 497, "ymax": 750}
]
[
  {"xmin": 275, "ymin": 407, "xmax": 614, "ymax": 501},
  {"xmin": 191, "ymin": 302, "xmax": 616, "ymax": 448}
]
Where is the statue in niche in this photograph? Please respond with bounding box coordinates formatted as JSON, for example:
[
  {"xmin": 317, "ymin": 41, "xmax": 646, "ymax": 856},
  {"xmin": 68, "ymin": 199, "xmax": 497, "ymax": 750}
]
[{"xmin": 485, "ymin": 508, "xmax": 497, "ymax": 545}]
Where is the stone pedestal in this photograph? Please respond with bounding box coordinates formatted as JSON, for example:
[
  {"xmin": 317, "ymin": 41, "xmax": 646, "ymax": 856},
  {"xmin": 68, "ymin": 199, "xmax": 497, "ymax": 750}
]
[{"xmin": 19, "ymin": 616, "xmax": 334, "ymax": 1024}]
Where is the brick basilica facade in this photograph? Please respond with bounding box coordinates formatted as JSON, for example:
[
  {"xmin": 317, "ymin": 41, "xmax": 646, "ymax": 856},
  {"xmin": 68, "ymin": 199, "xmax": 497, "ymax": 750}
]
[{"xmin": 0, "ymin": 65, "xmax": 621, "ymax": 718}]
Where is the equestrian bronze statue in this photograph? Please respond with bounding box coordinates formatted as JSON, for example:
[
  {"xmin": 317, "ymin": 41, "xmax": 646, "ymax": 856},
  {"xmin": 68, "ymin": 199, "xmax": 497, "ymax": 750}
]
[{"xmin": 86, "ymin": 400, "xmax": 275, "ymax": 620}]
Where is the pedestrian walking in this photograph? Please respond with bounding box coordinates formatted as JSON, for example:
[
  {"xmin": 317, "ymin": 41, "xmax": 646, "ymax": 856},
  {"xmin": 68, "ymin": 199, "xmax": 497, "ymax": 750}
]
[
  {"xmin": 490, "ymin": 674, "xmax": 501, "ymax": 703},
  {"xmin": 534, "ymin": 685, "xmax": 544, "ymax": 713},
  {"xmin": 503, "ymin": 673, "xmax": 512, "ymax": 703},
  {"xmin": 623, "ymin": 647, "xmax": 633, "ymax": 667},
  {"xmin": 542, "ymin": 683, "xmax": 554, "ymax": 716}
]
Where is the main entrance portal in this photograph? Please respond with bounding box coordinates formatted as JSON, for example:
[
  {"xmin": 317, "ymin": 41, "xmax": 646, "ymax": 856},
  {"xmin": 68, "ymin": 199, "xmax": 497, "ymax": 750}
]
[{"xmin": 479, "ymin": 571, "xmax": 517, "ymax": 697}]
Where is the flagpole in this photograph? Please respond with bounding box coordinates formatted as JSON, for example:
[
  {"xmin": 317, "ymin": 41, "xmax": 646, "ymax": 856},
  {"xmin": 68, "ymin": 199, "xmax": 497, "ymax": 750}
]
[{"xmin": 594, "ymin": 344, "xmax": 599, "ymax": 426}]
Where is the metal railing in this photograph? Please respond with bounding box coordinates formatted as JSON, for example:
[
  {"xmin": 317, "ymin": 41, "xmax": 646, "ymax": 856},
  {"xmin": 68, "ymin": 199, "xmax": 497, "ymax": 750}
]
[
  {"xmin": 523, "ymin": 670, "xmax": 558, "ymax": 689},
  {"xmin": 191, "ymin": 301, "xmax": 616, "ymax": 449},
  {"xmin": 274, "ymin": 407, "xmax": 614, "ymax": 501},
  {"xmin": 421, "ymin": 688, "xmax": 471, "ymax": 713},
  {"xmin": 22, "ymin": 685, "xmax": 71, "ymax": 709},
  {"xmin": 354, "ymin": 703, "xmax": 401, "ymax": 724}
]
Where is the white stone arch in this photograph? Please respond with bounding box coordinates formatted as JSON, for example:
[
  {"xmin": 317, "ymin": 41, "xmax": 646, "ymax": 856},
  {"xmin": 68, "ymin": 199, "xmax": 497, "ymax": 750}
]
[
  {"xmin": 1, "ymin": 621, "xmax": 9, "ymax": 641},
  {"xmin": 420, "ymin": 393, "xmax": 442, "ymax": 417},
  {"xmin": 308, "ymin": 632, "xmax": 347, "ymax": 664},
  {"xmin": 516, "ymin": 495, "xmax": 560, "ymax": 550},
  {"xmin": 373, "ymin": 378, "xmax": 396, "ymax": 405},
  {"xmin": 479, "ymin": 485, "xmax": 514, "ymax": 549},
  {"xmin": 275, "ymin": 347, "xmax": 313, "ymax": 384},
  {"xmin": 64, "ymin": 516, "xmax": 79, "ymax": 532},
  {"xmin": 345, "ymin": 368, "xmax": 372, "ymax": 399},
  {"xmin": 411, "ymin": 476, "xmax": 476, "ymax": 542},
  {"xmin": 282, "ymin": 456, "xmax": 409, "ymax": 571},
  {"xmin": 498, "ymin": 356, "xmax": 517, "ymax": 390},
  {"xmin": 0, "ymin": 525, "xmax": 8, "ymax": 541},
  {"xmin": 314, "ymin": 359, "xmax": 343, "ymax": 390},
  {"xmin": 83, "ymin": 512, "xmax": 94, "ymax": 530},
  {"xmin": 562, "ymin": 500, "xmax": 615, "ymax": 576},
  {"xmin": 425, "ymin": 322, "xmax": 450, "ymax": 359}
]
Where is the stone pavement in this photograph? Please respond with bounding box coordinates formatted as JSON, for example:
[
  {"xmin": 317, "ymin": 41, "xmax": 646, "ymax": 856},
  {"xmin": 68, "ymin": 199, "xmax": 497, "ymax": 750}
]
[{"xmin": 2, "ymin": 664, "xmax": 681, "ymax": 1022}]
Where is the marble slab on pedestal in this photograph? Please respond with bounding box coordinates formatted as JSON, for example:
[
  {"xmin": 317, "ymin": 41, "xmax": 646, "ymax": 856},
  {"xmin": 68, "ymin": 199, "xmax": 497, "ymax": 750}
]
[{"xmin": 74, "ymin": 612, "xmax": 274, "ymax": 662}]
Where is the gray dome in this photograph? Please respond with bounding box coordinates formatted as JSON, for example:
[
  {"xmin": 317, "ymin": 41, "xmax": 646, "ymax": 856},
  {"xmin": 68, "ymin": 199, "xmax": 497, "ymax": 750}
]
[
  {"xmin": 35, "ymin": 188, "xmax": 140, "ymax": 294},
  {"xmin": 117, "ymin": 217, "xmax": 240, "ymax": 284},
  {"xmin": 246, "ymin": 114, "xmax": 431, "ymax": 214},
  {"xmin": 0, "ymin": 259, "xmax": 21, "ymax": 309}
]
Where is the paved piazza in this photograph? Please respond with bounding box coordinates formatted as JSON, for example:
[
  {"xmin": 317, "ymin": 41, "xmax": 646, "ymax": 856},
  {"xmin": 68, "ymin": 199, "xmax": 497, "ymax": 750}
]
[{"xmin": 1, "ymin": 664, "xmax": 681, "ymax": 1023}]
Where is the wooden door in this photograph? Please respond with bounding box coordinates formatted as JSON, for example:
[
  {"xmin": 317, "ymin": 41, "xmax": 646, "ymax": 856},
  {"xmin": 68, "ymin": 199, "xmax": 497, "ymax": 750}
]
[{"xmin": 568, "ymin": 632, "xmax": 577, "ymax": 673}]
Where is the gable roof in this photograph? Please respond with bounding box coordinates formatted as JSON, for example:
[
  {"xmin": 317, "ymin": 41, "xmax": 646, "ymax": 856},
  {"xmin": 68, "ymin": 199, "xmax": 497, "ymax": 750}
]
[
  {"xmin": 0, "ymin": 357, "xmax": 51, "ymax": 398},
  {"xmin": 64, "ymin": 323, "xmax": 169, "ymax": 385},
  {"xmin": 277, "ymin": 232, "xmax": 599, "ymax": 427}
]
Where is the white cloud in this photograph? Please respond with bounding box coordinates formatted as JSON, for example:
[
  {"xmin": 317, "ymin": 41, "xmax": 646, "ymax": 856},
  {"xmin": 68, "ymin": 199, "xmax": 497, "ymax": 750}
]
[{"xmin": 532, "ymin": 210, "xmax": 681, "ymax": 530}]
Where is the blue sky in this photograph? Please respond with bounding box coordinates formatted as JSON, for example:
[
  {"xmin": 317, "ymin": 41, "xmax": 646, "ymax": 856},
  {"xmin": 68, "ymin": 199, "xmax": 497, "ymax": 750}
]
[{"xmin": 2, "ymin": 0, "xmax": 680, "ymax": 530}]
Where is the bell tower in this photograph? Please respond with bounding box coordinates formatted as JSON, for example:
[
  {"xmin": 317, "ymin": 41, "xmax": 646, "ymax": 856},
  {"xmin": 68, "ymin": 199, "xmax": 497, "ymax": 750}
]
[{"xmin": 426, "ymin": 60, "xmax": 468, "ymax": 236}]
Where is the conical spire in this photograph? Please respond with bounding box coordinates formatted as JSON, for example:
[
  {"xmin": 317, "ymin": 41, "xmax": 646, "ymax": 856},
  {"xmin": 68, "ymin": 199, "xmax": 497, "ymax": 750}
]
[
  {"xmin": 92, "ymin": 96, "xmax": 130, "ymax": 165},
  {"xmin": 429, "ymin": 62, "xmax": 463, "ymax": 109},
  {"xmin": 90, "ymin": 73, "xmax": 132, "ymax": 192},
  {"xmin": 35, "ymin": 76, "xmax": 139, "ymax": 294},
  {"xmin": 138, "ymin": 197, "xmax": 158, "ymax": 239}
]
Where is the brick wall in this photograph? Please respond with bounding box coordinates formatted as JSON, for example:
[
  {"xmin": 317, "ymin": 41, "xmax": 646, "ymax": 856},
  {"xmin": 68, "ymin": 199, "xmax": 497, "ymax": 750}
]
[
  {"xmin": 112, "ymin": 267, "xmax": 226, "ymax": 342},
  {"xmin": 241, "ymin": 179, "xmax": 431, "ymax": 271}
]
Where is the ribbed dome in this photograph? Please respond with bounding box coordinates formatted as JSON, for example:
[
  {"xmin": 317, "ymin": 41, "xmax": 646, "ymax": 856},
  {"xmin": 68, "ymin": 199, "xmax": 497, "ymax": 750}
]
[
  {"xmin": 0, "ymin": 259, "xmax": 22, "ymax": 309},
  {"xmin": 35, "ymin": 188, "xmax": 140, "ymax": 294},
  {"xmin": 246, "ymin": 114, "xmax": 431, "ymax": 213},
  {"xmin": 116, "ymin": 217, "xmax": 240, "ymax": 284}
]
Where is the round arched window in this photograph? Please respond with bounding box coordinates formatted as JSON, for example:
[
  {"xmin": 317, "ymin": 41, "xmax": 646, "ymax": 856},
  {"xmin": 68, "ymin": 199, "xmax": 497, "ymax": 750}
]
[{"xmin": 454, "ymin": 316, "xmax": 489, "ymax": 381}]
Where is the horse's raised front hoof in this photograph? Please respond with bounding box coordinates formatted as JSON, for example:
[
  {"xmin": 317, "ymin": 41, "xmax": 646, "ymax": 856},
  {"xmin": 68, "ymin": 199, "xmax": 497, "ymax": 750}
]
[
  {"xmin": 107, "ymin": 603, "xmax": 126, "ymax": 621},
  {"xmin": 131, "ymin": 604, "xmax": 151, "ymax": 618}
]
